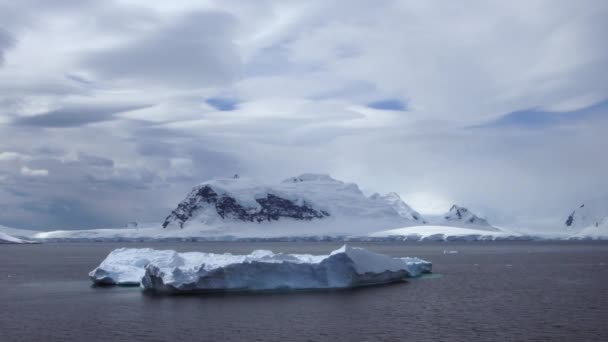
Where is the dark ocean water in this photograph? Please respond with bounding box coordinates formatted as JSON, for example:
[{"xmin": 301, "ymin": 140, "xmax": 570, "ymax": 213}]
[{"xmin": 1, "ymin": 241, "xmax": 607, "ymax": 342}]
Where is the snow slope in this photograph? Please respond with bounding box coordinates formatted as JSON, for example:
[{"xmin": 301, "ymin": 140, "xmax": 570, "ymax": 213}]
[
  {"xmin": 0, "ymin": 231, "xmax": 37, "ymax": 244},
  {"xmin": 89, "ymin": 245, "xmax": 432, "ymax": 292},
  {"xmin": 0, "ymin": 225, "xmax": 40, "ymax": 239},
  {"xmin": 368, "ymin": 225, "xmax": 521, "ymax": 241},
  {"xmin": 34, "ymin": 223, "xmax": 173, "ymax": 241},
  {"xmin": 0, "ymin": 225, "xmax": 40, "ymax": 243},
  {"xmin": 571, "ymin": 225, "xmax": 608, "ymax": 239},
  {"xmin": 369, "ymin": 192, "xmax": 426, "ymax": 223}
]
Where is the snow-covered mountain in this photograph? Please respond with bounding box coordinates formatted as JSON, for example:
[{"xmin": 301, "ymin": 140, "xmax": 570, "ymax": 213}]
[
  {"xmin": 564, "ymin": 199, "xmax": 608, "ymax": 239},
  {"xmin": 25, "ymin": 175, "xmax": 608, "ymax": 241},
  {"xmin": 440, "ymin": 205, "xmax": 497, "ymax": 230},
  {"xmin": 161, "ymin": 173, "xmax": 421, "ymax": 236}
]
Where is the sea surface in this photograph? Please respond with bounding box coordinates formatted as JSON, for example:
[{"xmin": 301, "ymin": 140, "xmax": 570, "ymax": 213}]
[{"xmin": 1, "ymin": 241, "xmax": 607, "ymax": 342}]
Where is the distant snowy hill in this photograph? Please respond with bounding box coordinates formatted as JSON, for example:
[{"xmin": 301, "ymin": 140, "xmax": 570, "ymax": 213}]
[
  {"xmin": 368, "ymin": 225, "xmax": 520, "ymax": 241},
  {"xmin": 364, "ymin": 204, "xmax": 516, "ymax": 240},
  {"xmin": 161, "ymin": 173, "xmax": 422, "ymax": 236},
  {"xmin": 564, "ymin": 198, "xmax": 608, "ymax": 239},
  {"xmin": 0, "ymin": 226, "xmax": 38, "ymax": 244},
  {"xmin": 0, "ymin": 226, "xmax": 35, "ymax": 243}
]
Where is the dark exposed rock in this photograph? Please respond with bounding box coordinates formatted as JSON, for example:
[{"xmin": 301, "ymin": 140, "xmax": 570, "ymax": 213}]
[
  {"xmin": 565, "ymin": 211, "xmax": 575, "ymax": 226},
  {"xmin": 255, "ymin": 194, "xmax": 330, "ymax": 221},
  {"xmin": 564, "ymin": 202, "xmax": 606, "ymax": 229},
  {"xmin": 163, "ymin": 185, "xmax": 329, "ymax": 228},
  {"xmin": 444, "ymin": 205, "xmax": 490, "ymax": 226},
  {"xmin": 445, "ymin": 205, "xmax": 468, "ymax": 220}
]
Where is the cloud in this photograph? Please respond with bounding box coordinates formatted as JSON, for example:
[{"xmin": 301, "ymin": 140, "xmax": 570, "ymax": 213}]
[
  {"xmin": 0, "ymin": 28, "xmax": 16, "ymax": 65},
  {"xmin": 13, "ymin": 103, "xmax": 151, "ymax": 127},
  {"xmin": 475, "ymin": 99, "xmax": 608, "ymax": 129},
  {"xmin": 0, "ymin": 151, "xmax": 30, "ymax": 161},
  {"xmin": 83, "ymin": 11, "xmax": 241, "ymax": 87},
  {"xmin": 74, "ymin": 153, "xmax": 114, "ymax": 168},
  {"xmin": 20, "ymin": 166, "xmax": 49, "ymax": 177},
  {"xmin": 0, "ymin": 0, "xmax": 606, "ymax": 230}
]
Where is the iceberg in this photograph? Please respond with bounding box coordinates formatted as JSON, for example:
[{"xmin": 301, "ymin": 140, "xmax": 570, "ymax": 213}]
[{"xmin": 89, "ymin": 246, "xmax": 432, "ymax": 293}]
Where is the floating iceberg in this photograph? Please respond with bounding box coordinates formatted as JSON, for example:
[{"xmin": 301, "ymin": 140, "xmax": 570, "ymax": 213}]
[{"xmin": 89, "ymin": 246, "xmax": 432, "ymax": 293}]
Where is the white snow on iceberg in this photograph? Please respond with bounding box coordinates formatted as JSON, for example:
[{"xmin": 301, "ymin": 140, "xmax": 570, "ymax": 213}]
[
  {"xmin": 89, "ymin": 246, "xmax": 432, "ymax": 293},
  {"xmin": 89, "ymin": 248, "xmax": 186, "ymax": 285}
]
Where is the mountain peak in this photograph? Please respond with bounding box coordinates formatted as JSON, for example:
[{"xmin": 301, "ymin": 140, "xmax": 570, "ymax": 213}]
[
  {"xmin": 564, "ymin": 199, "xmax": 607, "ymax": 229},
  {"xmin": 443, "ymin": 204, "xmax": 493, "ymax": 228}
]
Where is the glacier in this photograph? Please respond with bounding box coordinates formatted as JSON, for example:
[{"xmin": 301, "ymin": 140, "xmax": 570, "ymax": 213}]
[
  {"xmin": 0, "ymin": 228, "xmax": 38, "ymax": 244},
  {"xmin": 89, "ymin": 246, "xmax": 432, "ymax": 293},
  {"xmin": 367, "ymin": 225, "xmax": 522, "ymax": 241}
]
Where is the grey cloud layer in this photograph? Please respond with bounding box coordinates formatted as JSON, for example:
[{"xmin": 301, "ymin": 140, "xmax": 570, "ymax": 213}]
[
  {"xmin": 13, "ymin": 103, "xmax": 152, "ymax": 127},
  {"xmin": 84, "ymin": 11, "xmax": 241, "ymax": 87},
  {"xmin": 0, "ymin": 28, "xmax": 15, "ymax": 65},
  {"xmin": 0, "ymin": 0, "xmax": 606, "ymax": 229}
]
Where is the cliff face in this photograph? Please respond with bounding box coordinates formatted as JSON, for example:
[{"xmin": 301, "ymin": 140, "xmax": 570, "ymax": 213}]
[{"xmin": 163, "ymin": 185, "xmax": 329, "ymax": 228}]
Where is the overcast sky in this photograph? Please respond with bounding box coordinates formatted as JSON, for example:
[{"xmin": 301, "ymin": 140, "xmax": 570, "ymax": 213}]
[{"xmin": 0, "ymin": 0, "xmax": 607, "ymax": 230}]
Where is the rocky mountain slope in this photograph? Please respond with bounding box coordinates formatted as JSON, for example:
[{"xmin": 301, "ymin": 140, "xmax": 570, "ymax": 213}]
[
  {"xmin": 564, "ymin": 199, "xmax": 608, "ymax": 238},
  {"xmin": 441, "ymin": 205, "xmax": 496, "ymax": 230},
  {"xmin": 162, "ymin": 174, "xmax": 421, "ymax": 233}
]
